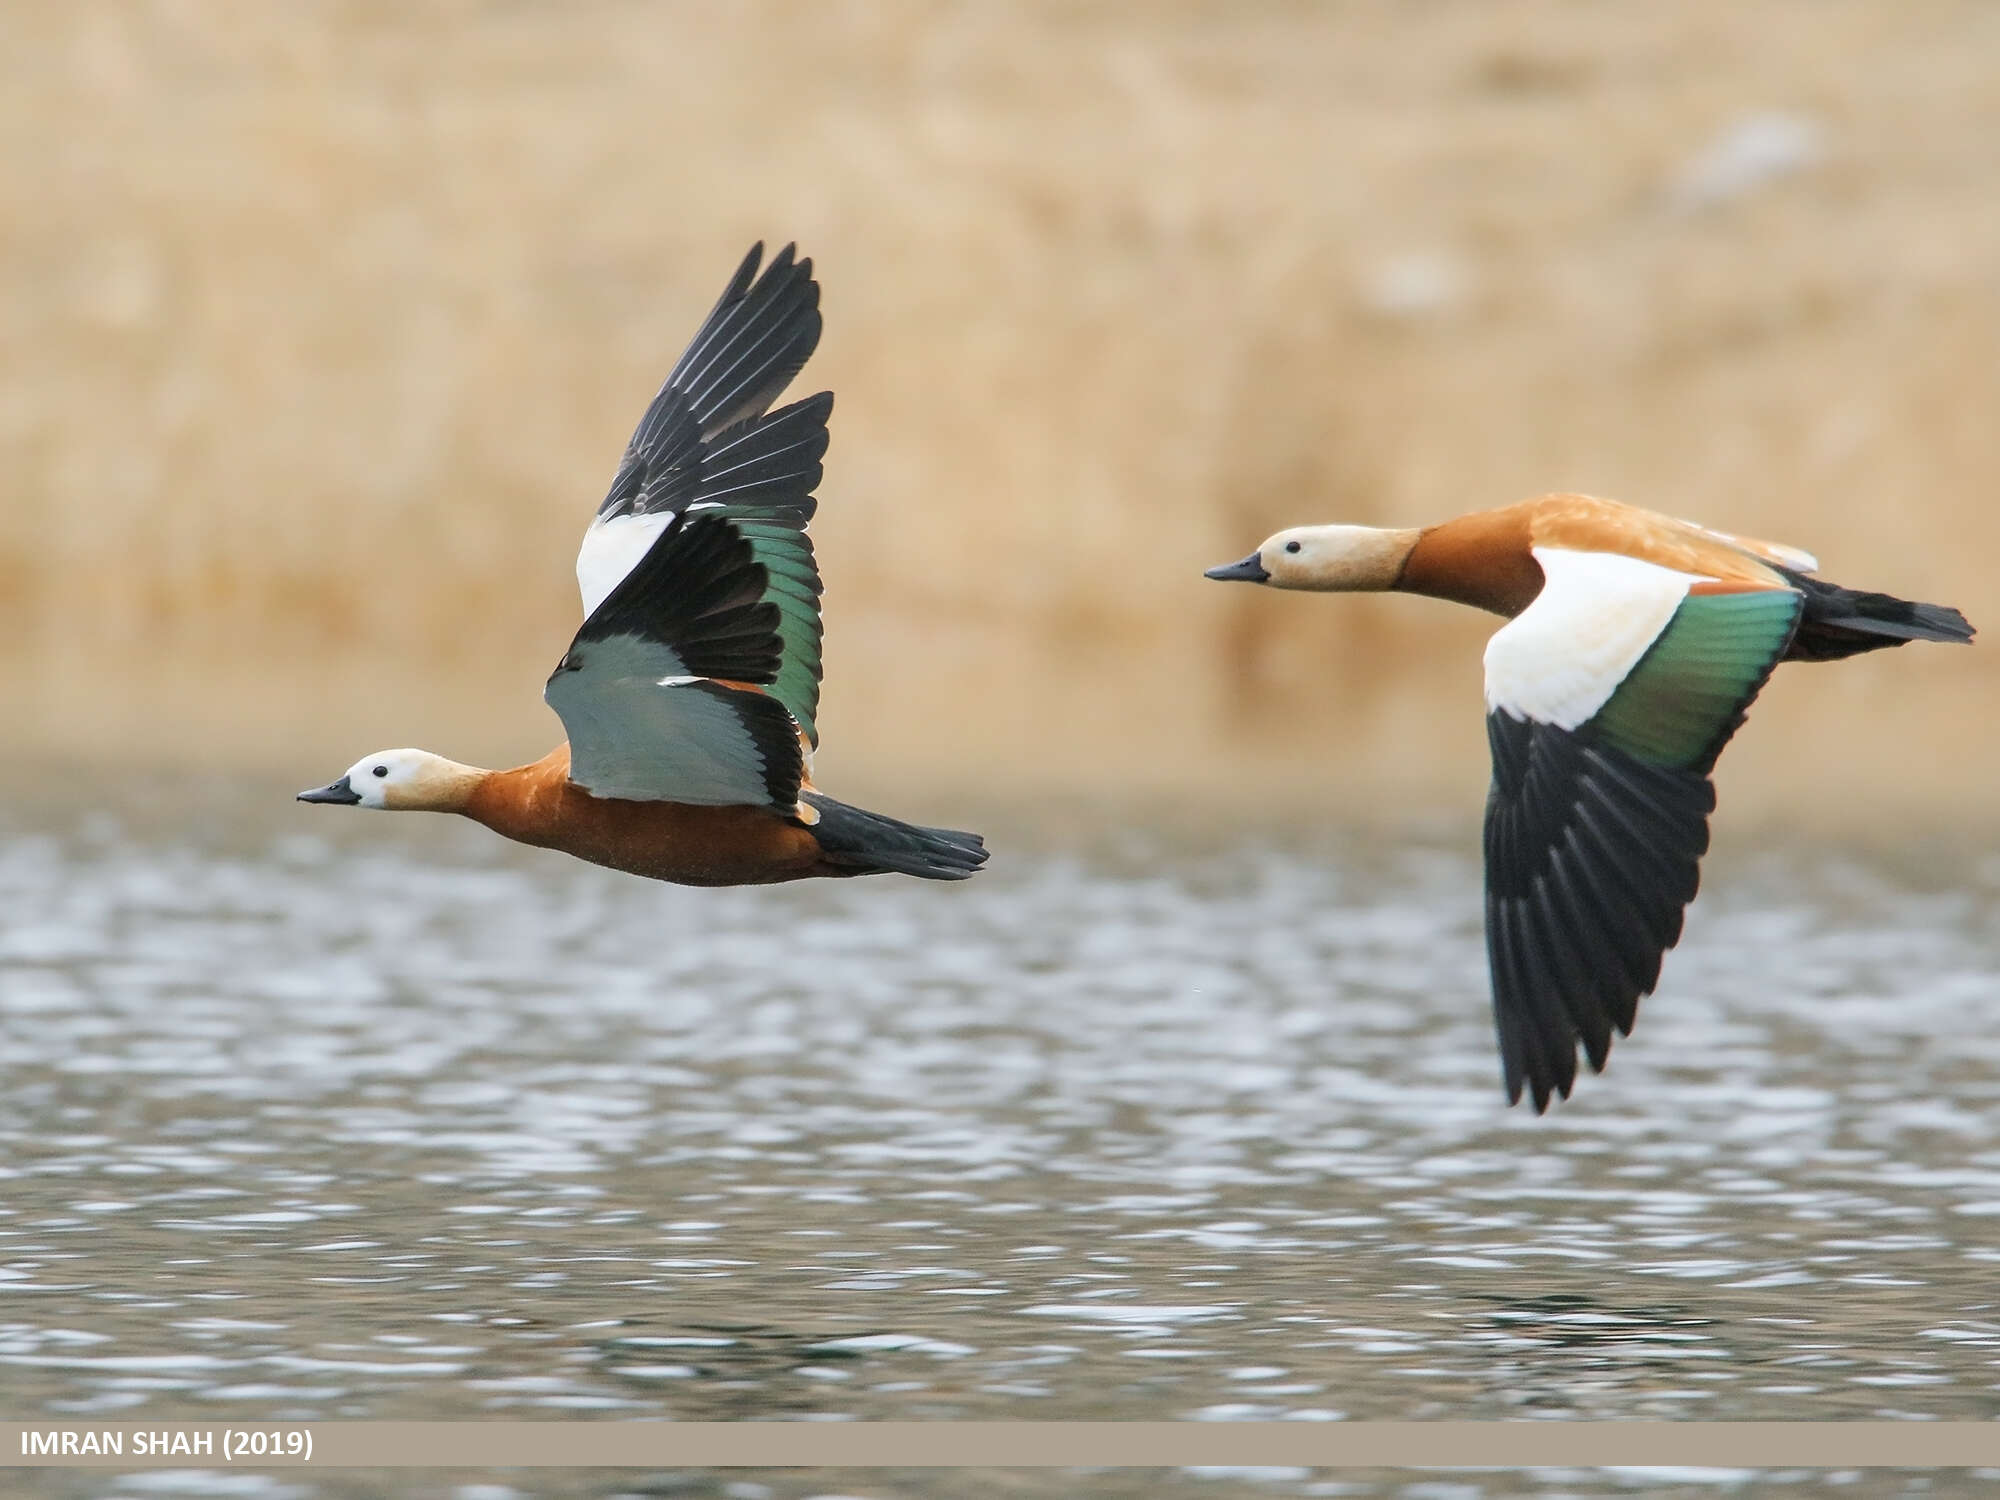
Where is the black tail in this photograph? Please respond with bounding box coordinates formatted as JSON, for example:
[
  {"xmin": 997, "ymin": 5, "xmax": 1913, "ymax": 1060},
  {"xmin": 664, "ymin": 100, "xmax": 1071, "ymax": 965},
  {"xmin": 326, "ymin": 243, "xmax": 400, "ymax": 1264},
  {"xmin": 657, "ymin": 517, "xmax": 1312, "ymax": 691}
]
[
  {"xmin": 1779, "ymin": 568, "xmax": 1975, "ymax": 662},
  {"xmin": 802, "ymin": 792, "xmax": 988, "ymax": 881}
]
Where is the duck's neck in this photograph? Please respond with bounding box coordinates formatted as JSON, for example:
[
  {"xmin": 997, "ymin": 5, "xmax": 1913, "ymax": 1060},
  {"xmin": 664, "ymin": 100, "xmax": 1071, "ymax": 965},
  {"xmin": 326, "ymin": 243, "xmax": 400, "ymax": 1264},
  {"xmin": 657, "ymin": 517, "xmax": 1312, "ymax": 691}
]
[
  {"xmin": 1395, "ymin": 504, "xmax": 1545, "ymax": 617},
  {"xmin": 1293, "ymin": 525, "xmax": 1424, "ymax": 591},
  {"xmin": 460, "ymin": 746, "xmax": 572, "ymax": 841},
  {"xmin": 390, "ymin": 757, "xmax": 491, "ymax": 814}
]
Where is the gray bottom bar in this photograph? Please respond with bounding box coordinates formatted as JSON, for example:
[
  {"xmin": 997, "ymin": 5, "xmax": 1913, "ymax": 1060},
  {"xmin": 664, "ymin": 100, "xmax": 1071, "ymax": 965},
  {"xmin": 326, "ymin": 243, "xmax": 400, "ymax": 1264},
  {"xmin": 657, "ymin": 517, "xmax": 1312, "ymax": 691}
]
[{"xmin": 4, "ymin": 1421, "xmax": 1999, "ymax": 1468}]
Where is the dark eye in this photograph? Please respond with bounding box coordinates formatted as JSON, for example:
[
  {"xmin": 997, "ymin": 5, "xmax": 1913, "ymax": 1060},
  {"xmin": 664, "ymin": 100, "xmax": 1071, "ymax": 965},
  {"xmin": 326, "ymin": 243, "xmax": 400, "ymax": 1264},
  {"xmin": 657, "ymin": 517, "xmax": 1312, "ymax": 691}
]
[
  {"xmin": 1284, "ymin": 540, "xmax": 1302, "ymax": 554},
  {"xmin": 372, "ymin": 765, "xmax": 389, "ymax": 778}
]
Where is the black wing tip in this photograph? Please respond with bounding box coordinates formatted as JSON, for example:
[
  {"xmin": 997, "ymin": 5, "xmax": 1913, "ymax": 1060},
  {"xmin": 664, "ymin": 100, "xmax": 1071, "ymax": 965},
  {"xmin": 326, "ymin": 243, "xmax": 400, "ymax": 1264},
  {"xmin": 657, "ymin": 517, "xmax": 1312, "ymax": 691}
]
[
  {"xmin": 1506, "ymin": 1000, "xmax": 1644, "ymax": 1112},
  {"xmin": 1501, "ymin": 1050, "xmax": 1570, "ymax": 1114},
  {"xmin": 728, "ymin": 239, "xmax": 811, "ymax": 291},
  {"xmin": 740, "ymin": 241, "xmax": 818, "ymax": 314},
  {"xmin": 663, "ymin": 238, "xmax": 823, "ymax": 424},
  {"xmin": 599, "ymin": 241, "xmax": 828, "ymax": 521},
  {"xmin": 1509, "ymin": 1075, "xmax": 1561, "ymax": 1115},
  {"xmin": 1495, "ymin": 917, "xmax": 1676, "ymax": 1112},
  {"xmin": 1485, "ymin": 712, "xmax": 1715, "ymax": 1112},
  {"xmin": 728, "ymin": 241, "xmax": 766, "ymax": 294}
]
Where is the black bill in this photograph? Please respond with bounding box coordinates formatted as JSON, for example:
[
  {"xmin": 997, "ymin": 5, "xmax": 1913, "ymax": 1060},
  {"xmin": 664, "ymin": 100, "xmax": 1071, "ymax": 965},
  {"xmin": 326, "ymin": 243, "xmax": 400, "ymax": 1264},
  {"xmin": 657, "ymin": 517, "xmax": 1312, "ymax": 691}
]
[
  {"xmin": 1204, "ymin": 552, "xmax": 1270, "ymax": 583},
  {"xmin": 296, "ymin": 775, "xmax": 361, "ymax": 805}
]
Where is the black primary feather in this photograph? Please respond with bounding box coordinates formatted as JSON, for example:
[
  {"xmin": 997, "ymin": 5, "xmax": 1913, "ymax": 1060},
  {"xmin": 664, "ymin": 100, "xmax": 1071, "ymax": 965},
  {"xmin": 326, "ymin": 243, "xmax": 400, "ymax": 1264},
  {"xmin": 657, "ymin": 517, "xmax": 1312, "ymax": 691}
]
[
  {"xmin": 1483, "ymin": 711, "xmax": 1713, "ymax": 1112},
  {"xmin": 694, "ymin": 394, "xmax": 832, "ymax": 525},
  {"xmin": 667, "ymin": 243, "xmax": 821, "ymax": 435},
  {"xmin": 598, "ymin": 243, "xmax": 823, "ymax": 525},
  {"xmin": 609, "ymin": 391, "xmax": 832, "ymax": 532}
]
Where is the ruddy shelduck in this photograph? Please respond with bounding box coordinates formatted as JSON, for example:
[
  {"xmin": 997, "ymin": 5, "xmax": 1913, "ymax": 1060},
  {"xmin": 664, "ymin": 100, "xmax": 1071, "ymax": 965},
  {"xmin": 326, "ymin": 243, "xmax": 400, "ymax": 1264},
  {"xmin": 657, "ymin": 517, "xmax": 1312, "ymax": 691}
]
[
  {"xmin": 1207, "ymin": 494, "xmax": 1973, "ymax": 1110},
  {"xmin": 300, "ymin": 244, "xmax": 986, "ymax": 886}
]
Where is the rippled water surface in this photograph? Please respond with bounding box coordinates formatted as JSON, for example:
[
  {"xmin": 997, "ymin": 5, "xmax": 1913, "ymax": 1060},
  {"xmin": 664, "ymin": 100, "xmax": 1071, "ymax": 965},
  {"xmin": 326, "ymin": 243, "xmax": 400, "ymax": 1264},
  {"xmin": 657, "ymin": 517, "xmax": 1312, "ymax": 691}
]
[{"xmin": 3, "ymin": 777, "xmax": 1999, "ymax": 1492}]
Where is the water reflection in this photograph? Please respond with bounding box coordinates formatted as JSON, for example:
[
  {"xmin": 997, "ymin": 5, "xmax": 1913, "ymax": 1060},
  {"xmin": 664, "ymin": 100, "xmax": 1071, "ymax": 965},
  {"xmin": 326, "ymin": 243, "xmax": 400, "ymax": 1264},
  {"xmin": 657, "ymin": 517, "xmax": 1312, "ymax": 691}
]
[{"xmin": 1, "ymin": 783, "xmax": 1998, "ymax": 1459}]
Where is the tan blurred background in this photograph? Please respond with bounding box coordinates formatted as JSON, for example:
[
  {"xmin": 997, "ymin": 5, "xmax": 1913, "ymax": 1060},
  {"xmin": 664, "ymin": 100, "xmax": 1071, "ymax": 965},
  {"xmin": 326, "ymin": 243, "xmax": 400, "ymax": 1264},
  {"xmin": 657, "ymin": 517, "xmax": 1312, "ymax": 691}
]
[{"xmin": 3, "ymin": 1, "xmax": 1995, "ymax": 828}]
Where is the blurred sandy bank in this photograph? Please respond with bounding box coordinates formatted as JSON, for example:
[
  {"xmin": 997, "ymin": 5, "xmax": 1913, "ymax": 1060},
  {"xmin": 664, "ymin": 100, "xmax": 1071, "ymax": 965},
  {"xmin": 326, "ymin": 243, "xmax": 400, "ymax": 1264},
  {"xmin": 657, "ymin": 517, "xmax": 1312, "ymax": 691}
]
[{"xmin": 3, "ymin": 2, "xmax": 1993, "ymax": 827}]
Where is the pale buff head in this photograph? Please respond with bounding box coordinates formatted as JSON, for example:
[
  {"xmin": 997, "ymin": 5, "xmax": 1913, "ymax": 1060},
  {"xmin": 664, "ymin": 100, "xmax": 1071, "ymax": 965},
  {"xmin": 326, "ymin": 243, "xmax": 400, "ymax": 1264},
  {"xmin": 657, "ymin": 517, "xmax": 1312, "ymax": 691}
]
[
  {"xmin": 297, "ymin": 749, "xmax": 483, "ymax": 813},
  {"xmin": 1204, "ymin": 524, "xmax": 1421, "ymax": 592}
]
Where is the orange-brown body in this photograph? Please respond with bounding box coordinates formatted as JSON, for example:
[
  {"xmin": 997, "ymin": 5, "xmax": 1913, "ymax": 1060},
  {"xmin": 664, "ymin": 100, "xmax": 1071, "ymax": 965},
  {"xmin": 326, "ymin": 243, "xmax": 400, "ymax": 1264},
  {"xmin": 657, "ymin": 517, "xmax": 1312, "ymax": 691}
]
[
  {"xmin": 1395, "ymin": 494, "xmax": 1794, "ymax": 618},
  {"xmin": 297, "ymin": 244, "xmax": 989, "ymax": 889},
  {"xmin": 463, "ymin": 746, "xmax": 832, "ymax": 886},
  {"xmin": 1208, "ymin": 489, "xmax": 1973, "ymax": 1110}
]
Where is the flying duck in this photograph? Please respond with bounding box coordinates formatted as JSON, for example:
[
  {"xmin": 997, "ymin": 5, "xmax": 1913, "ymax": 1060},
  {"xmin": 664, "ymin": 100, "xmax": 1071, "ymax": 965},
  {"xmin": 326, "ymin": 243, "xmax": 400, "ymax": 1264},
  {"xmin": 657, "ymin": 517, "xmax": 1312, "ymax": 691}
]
[
  {"xmin": 1206, "ymin": 493, "xmax": 1973, "ymax": 1110},
  {"xmin": 299, "ymin": 244, "xmax": 986, "ymax": 886}
]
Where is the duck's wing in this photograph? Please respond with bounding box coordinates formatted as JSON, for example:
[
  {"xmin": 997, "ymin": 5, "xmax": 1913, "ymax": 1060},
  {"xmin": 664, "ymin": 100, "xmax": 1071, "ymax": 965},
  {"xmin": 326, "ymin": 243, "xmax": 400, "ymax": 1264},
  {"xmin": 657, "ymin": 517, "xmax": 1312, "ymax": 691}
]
[
  {"xmin": 547, "ymin": 509, "xmax": 803, "ymax": 810},
  {"xmin": 1532, "ymin": 496, "xmax": 1817, "ymax": 582},
  {"xmin": 1479, "ymin": 548, "xmax": 1803, "ymax": 1110},
  {"xmin": 574, "ymin": 243, "xmax": 830, "ymax": 746},
  {"xmin": 1679, "ymin": 518, "xmax": 1820, "ymax": 576}
]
